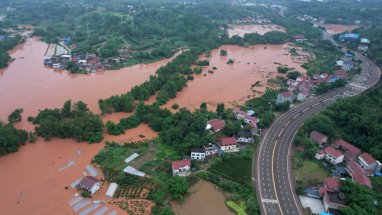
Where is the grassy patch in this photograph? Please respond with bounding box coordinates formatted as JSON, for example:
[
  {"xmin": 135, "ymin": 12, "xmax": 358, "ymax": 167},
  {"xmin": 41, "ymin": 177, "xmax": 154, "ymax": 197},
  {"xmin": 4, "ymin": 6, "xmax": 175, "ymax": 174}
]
[
  {"xmin": 208, "ymin": 155, "xmax": 252, "ymax": 185},
  {"xmin": 226, "ymin": 201, "xmax": 247, "ymax": 215},
  {"xmin": 294, "ymin": 160, "xmax": 330, "ymax": 186}
]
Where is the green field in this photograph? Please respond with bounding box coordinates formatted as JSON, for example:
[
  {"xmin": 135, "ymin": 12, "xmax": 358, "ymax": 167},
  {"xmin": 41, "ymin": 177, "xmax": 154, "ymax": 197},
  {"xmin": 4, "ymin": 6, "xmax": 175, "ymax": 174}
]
[
  {"xmin": 208, "ymin": 156, "xmax": 252, "ymax": 185},
  {"xmin": 294, "ymin": 160, "xmax": 330, "ymax": 186},
  {"xmin": 226, "ymin": 201, "xmax": 247, "ymax": 215}
]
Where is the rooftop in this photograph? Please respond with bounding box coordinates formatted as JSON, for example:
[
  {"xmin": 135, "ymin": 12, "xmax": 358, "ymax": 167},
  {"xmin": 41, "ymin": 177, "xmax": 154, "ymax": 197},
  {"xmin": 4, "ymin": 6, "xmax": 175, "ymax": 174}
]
[
  {"xmin": 311, "ymin": 130, "xmax": 327, "ymax": 141},
  {"xmin": 325, "ymin": 178, "xmax": 341, "ymax": 189},
  {"xmin": 233, "ymin": 107, "xmax": 247, "ymax": 116},
  {"xmin": 219, "ymin": 137, "xmax": 237, "ymax": 146},
  {"xmin": 78, "ymin": 176, "xmax": 99, "ymax": 189},
  {"xmin": 326, "ymin": 191, "xmax": 346, "ymax": 206},
  {"xmin": 207, "ymin": 119, "xmax": 226, "ymax": 131},
  {"xmin": 333, "ymin": 139, "xmax": 361, "ymax": 158},
  {"xmin": 172, "ymin": 159, "xmax": 191, "ymax": 170},
  {"xmin": 325, "ymin": 147, "xmax": 343, "ymax": 158},
  {"xmin": 191, "ymin": 148, "xmax": 205, "ymax": 153},
  {"xmin": 359, "ymin": 153, "xmax": 376, "ymax": 164}
]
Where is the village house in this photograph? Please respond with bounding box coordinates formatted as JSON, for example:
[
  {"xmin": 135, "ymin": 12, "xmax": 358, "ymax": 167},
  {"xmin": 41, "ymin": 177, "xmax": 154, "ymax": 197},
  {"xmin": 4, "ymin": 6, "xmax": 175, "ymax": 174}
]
[
  {"xmin": 233, "ymin": 107, "xmax": 248, "ymax": 120},
  {"xmin": 276, "ymin": 92, "xmax": 295, "ymax": 104},
  {"xmin": 190, "ymin": 148, "xmax": 206, "ymax": 160},
  {"xmin": 203, "ymin": 143, "xmax": 218, "ymax": 156},
  {"xmin": 324, "ymin": 178, "xmax": 342, "ymax": 192},
  {"xmin": 298, "ymin": 81, "xmax": 312, "ymax": 92},
  {"xmin": 346, "ymin": 161, "xmax": 372, "ymax": 188},
  {"xmin": 341, "ymin": 54, "xmax": 353, "ymax": 62},
  {"xmin": 244, "ymin": 115, "xmax": 259, "ymax": 124},
  {"xmin": 339, "ymin": 33, "xmax": 359, "ymax": 41},
  {"xmin": 292, "ymin": 35, "xmax": 307, "ymax": 43},
  {"xmin": 77, "ymin": 176, "xmax": 101, "ymax": 195},
  {"xmin": 334, "ymin": 70, "xmax": 348, "ymax": 80},
  {"xmin": 217, "ymin": 137, "xmax": 239, "ymax": 153},
  {"xmin": 296, "ymin": 75, "xmax": 310, "ymax": 82},
  {"xmin": 310, "ymin": 130, "xmax": 328, "ymax": 146},
  {"xmin": 316, "ymin": 147, "xmax": 344, "ymax": 165},
  {"xmin": 236, "ymin": 131, "xmax": 254, "ymax": 143},
  {"xmin": 287, "ymin": 79, "xmax": 299, "ymax": 86},
  {"xmin": 333, "ymin": 139, "xmax": 361, "ymax": 160},
  {"xmin": 342, "ymin": 62, "xmax": 354, "ymax": 71},
  {"xmin": 357, "ymin": 153, "xmax": 382, "ymax": 172},
  {"xmin": 358, "ymin": 44, "xmax": 369, "ymax": 52},
  {"xmin": 206, "ymin": 119, "xmax": 226, "ymax": 133},
  {"xmin": 336, "ymin": 60, "xmax": 344, "ymax": 66},
  {"xmin": 288, "ymin": 85, "xmax": 298, "ymax": 93},
  {"xmin": 360, "ymin": 38, "xmax": 370, "ymax": 44},
  {"xmin": 172, "ymin": 159, "xmax": 191, "ymax": 176},
  {"xmin": 323, "ymin": 190, "xmax": 347, "ymax": 212},
  {"xmin": 297, "ymin": 90, "xmax": 309, "ymax": 101}
]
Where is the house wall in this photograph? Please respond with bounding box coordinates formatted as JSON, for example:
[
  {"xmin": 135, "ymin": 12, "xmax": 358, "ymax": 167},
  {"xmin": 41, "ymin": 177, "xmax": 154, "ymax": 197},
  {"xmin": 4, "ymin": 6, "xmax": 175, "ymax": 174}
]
[
  {"xmin": 191, "ymin": 152, "xmax": 206, "ymax": 160},
  {"xmin": 325, "ymin": 154, "xmax": 344, "ymax": 165},
  {"xmin": 173, "ymin": 165, "xmax": 191, "ymax": 175}
]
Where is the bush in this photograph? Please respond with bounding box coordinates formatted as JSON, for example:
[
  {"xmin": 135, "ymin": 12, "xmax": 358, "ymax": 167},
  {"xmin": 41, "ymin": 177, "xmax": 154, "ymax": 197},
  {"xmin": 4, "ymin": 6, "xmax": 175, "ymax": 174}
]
[
  {"xmin": 187, "ymin": 75, "xmax": 194, "ymax": 80},
  {"xmin": 171, "ymin": 104, "xmax": 179, "ymax": 109},
  {"xmin": 220, "ymin": 50, "xmax": 227, "ymax": 56},
  {"xmin": 227, "ymin": 59, "xmax": 234, "ymax": 64}
]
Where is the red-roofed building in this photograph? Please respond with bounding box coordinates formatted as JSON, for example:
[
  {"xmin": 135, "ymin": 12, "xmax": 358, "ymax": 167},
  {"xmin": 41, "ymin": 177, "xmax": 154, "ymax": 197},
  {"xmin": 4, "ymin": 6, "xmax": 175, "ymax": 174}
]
[
  {"xmin": 333, "ymin": 139, "xmax": 361, "ymax": 160},
  {"xmin": 324, "ymin": 147, "xmax": 344, "ymax": 165},
  {"xmin": 172, "ymin": 159, "xmax": 191, "ymax": 176},
  {"xmin": 346, "ymin": 161, "xmax": 372, "ymax": 188},
  {"xmin": 276, "ymin": 92, "xmax": 295, "ymax": 104},
  {"xmin": 310, "ymin": 130, "xmax": 328, "ymax": 146},
  {"xmin": 206, "ymin": 119, "xmax": 226, "ymax": 132},
  {"xmin": 315, "ymin": 150, "xmax": 325, "ymax": 160},
  {"xmin": 77, "ymin": 176, "xmax": 101, "ymax": 195},
  {"xmin": 244, "ymin": 115, "xmax": 259, "ymax": 124},
  {"xmin": 218, "ymin": 137, "xmax": 239, "ymax": 153},
  {"xmin": 297, "ymin": 90, "xmax": 310, "ymax": 101},
  {"xmin": 324, "ymin": 178, "xmax": 341, "ymax": 191},
  {"xmin": 296, "ymin": 75, "xmax": 310, "ymax": 82},
  {"xmin": 233, "ymin": 107, "xmax": 248, "ymax": 120},
  {"xmin": 334, "ymin": 70, "xmax": 348, "ymax": 80},
  {"xmin": 358, "ymin": 153, "xmax": 382, "ymax": 172}
]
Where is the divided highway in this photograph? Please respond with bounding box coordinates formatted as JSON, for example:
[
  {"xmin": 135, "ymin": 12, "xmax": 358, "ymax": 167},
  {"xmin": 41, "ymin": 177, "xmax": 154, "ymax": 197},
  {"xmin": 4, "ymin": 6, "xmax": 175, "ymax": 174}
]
[{"xmin": 254, "ymin": 33, "xmax": 381, "ymax": 215}]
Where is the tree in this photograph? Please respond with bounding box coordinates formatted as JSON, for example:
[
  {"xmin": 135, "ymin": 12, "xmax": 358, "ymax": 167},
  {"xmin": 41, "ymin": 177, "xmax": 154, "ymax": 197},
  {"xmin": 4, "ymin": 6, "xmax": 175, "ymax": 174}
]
[
  {"xmin": 220, "ymin": 49, "xmax": 227, "ymax": 56},
  {"xmin": 0, "ymin": 123, "xmax": 28, "ymax": 156},
  {"xmin": 216, "ymin": 103, "xmax": 225, "ymax": 118},
  {"xmin": 168, "ymin": 176, "xmax": 189, "ymax": 201},
  {"xmin": 200, "ymin": 102, "xmax": 207, "ymax": 110},
  {"xmin": 287, "ymin": 71, "xmax": 302, "ymax": 80},
  {"xmin": 223, "ymin": 121, "xmax": 241, "ymax": 136},
  {"xmin": 8, "ymin": 108, "xmax": 23, "ymax": 123},
  {"xmin": 61, "ymin": 100, "xmax": 72, "ymax": 117}
]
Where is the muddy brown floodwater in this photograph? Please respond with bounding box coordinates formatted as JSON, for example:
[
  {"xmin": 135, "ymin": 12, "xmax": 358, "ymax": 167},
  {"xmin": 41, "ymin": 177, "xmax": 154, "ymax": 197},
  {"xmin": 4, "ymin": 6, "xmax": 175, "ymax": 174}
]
[
  {"xmin": 171, "ymin": 180, "xmax": 234, "ymax": 215},
  {"xmin": 0, "ymin": 37, "xmax": 177, "ymax": 122},
  {"xmin": 0, "ymin": 38, "xmax": 162, "ymax": 215},
  {"xmin": 321, "ymin": 24, "xmax": 359, "ymax": 35},
  {"xmin": 227, "ymin": 24, "xmax": 286, "ymax": 38},
  {"xmin": 160, "ymin": 44, "xmax": 305, "ymax": 111}
]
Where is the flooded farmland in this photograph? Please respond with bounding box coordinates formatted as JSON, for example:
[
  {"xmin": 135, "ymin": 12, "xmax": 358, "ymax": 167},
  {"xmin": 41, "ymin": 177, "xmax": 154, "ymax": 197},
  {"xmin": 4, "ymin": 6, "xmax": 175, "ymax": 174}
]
[
  {"xmin": 227, "ymin": 24, "xmax": 286, "ymax": 38},
  {"xmin": 171, "ymin": 180, "xmax": 234, "ymax": 215},
  {"xmin": 161, "ymin": 44, "xmax": 306, "ymax": 111},
  {"xmin": 321, "ymin": 24, "xmax": 359, "ymax": 35},
  {"xmin": 0, "ymin": 37, "xmax": 305, "ymax": 214}
]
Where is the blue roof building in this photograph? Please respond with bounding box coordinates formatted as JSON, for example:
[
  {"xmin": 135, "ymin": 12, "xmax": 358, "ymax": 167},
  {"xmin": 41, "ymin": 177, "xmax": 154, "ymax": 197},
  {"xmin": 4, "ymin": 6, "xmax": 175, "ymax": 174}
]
[
  {"xmin": 0, "ymin": 35, "xmax": 5, "ymax": 41},
  {"xmin": 344, "ymin": 53, "xmax": 353, "ymax": 57},
  {"xmin": 320, "ymin": 213, "xmax": 333, "ymax": 215},
  {"xmin": 339, "ymin": 33, "xmax": 360, "ymax": 41},
  {"xmin": 360, "ymin": 38, "xmax": 370, "ymax": 44}
]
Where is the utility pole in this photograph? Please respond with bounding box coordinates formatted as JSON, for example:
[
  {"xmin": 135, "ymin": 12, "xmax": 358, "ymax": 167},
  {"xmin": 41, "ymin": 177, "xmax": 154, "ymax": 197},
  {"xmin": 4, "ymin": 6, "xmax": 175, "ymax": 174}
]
[{"xmin": 86, "ymin": 21, "xmax": 90, "ymax": 39}]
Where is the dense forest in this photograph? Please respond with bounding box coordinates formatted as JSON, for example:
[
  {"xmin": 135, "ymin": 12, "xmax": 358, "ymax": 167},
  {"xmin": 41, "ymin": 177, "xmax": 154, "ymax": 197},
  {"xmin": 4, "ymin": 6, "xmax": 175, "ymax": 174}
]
[
  {"xmin": 303, "ymin": 85, "xmax": 382, "ymax": 161},
  {"xmin": 31, "ymin": 100, "xmax": 104, "ymax": 143},
  {"xmin": 0, "ymin": 34, "xmax": 24, "ymax": 68},
  {"xmin": 286, "ymin": 0, "xmax": 382, "ymax": 25},
  {"xmin": 0, "ymin": 122, "xmax": 28, "ymax": 156}
]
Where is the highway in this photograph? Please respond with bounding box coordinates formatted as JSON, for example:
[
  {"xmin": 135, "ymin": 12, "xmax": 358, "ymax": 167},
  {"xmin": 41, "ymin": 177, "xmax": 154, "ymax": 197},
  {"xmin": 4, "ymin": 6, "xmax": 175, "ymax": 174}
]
[{"xmin": 254, "ymin": 32, "xmax": 381, "ymax": 215}]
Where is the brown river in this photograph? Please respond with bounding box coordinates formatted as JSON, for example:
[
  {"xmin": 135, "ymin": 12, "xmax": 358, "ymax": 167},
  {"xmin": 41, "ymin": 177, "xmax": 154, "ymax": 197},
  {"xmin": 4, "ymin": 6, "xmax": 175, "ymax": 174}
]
[{"xmin": 0, "ymin": 38, "xmax": 304, "ymax": 214}]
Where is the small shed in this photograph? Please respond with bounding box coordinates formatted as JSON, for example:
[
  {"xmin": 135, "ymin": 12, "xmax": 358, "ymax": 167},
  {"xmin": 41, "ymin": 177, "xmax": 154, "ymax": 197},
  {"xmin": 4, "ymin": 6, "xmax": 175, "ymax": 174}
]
[{"xmin": 105, "ymin": 183, "xmax": 118, "ymax": 198}]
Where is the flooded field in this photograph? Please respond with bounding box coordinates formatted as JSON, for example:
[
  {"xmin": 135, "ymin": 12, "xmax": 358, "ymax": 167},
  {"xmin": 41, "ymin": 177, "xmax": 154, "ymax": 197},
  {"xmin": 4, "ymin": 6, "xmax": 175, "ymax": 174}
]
[
  {"xmin": 0, "ymin": 37, "xmax": 177, "ymax": 122},
  {"xmin": 171, "ymin": 180, "xmax": 234, "ymax": 215},
  {"xmin": 0, "ymin": 38, "xmax": 161, "ymax": 214},
  {"xmin": 227, "ymin": 24, "xmax": 286, "ymax": 38},
  {"xmin": 0, "ymin": 37, "xmax": 305, "ymax": 214},
  {"xmin": 322, "ymin": 24, "xmax": 359, "ymax": 35},
  {"xmin": 161, "ymin": 44, "xmax": 305, "ymax": 111}
]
